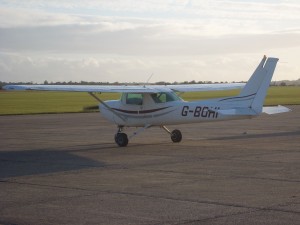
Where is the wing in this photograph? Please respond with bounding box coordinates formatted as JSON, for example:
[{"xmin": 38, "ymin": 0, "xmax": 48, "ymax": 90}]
[
  {"xmin": 3, "ymin": 83, "xmax": 245, "ymax": 93},
  {"xmin": 165, "ymin": 83, "xmax": 245, "ymax": 92},
  {"xmin": 3, "ymin": 84, "xmax": 166, "ymax": 93}
]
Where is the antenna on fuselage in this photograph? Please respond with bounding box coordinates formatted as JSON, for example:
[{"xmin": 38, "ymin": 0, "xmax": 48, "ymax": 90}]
[{"xmin": 144, "ymin": 73, "xmax": 154, "ymax": 87}]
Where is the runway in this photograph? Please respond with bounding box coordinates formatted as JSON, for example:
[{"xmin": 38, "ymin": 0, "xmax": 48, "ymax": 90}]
[{"xmin": 0, "ymin": 106, "xmax": 300, "ymax": 225}]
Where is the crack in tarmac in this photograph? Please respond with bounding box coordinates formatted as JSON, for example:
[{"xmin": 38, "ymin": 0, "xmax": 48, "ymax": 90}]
[{"xmin": 1, "ymin": 179, "xmax": 299, "ymax": 217}]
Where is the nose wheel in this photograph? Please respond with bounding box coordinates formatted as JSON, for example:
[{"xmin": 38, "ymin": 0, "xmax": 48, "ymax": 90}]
[
  {"xmin": 171, "ymin": 129, "xmax": 182, "ymax": 143},
  {"xmin": 161, "ymin": 126, "xmax": 182, "ymax": 143}
]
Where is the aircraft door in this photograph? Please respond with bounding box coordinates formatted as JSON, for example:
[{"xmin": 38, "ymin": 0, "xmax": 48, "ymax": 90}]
[
  {"xmin": 123, "ymin": 93, "xmax": 143, "ymax": 111},
  {"xmin": 114, "ymin": 93, "xmax": 144, "ymax": 124}
]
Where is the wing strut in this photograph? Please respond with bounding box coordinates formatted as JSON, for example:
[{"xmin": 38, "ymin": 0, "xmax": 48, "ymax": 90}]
[{"xmin": 88, "ymin": 92, "xmax": 126, "ymax": 122}]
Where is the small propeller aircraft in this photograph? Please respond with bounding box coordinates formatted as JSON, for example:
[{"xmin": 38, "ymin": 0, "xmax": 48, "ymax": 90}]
[{"xmin": 4, "ymin": 56, "xmax": 290, "ymax": 146}]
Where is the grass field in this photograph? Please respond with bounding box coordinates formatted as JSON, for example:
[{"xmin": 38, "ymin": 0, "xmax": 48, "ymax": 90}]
[
  {"xmin": 0, "ymin": 86, "xmax": 299, "ymax": 115},
  {"xmin": 181, "ymin": 86, "xmax": 300, "ymax": 105}
]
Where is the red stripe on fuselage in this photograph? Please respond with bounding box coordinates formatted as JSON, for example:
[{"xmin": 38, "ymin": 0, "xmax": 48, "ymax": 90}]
[{"xmin": 111, "ymin": 106, "xmax": 170, "ymax": 114}]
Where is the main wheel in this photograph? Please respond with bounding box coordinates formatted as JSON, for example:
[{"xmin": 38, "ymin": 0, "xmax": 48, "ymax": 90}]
[
  {"xmin": 115, "ymin": 133, "xmax": 128, "ymax": 147},
  {"xmin": 171, "ymin": 129, "xmax": 182, "ymax": 143}
]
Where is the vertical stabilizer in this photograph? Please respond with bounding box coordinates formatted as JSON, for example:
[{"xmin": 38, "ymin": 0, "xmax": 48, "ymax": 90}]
[
  {"xmin": 238, "ymin": 56, "xmax": 279, "ymax": 113},
  {"xmin": 240, "ymin": 55, "xmax": 267, "ymax": 97}
]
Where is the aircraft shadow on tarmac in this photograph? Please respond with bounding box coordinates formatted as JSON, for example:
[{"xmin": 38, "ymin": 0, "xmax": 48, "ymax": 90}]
[{"xmin": 0, "ymin": 149, "xmax": 105, "ymax": 179}]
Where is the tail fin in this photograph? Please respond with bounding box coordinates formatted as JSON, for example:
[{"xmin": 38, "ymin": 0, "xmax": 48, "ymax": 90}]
[
  {"xmin": 238, "ymin": 56, "xmax": 279, "ymax": 113},
  {"xmin": 218, "ymin": 56, "xmax": 290, "ymax": 116}
]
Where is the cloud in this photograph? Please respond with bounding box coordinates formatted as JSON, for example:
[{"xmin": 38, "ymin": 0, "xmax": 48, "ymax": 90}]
[
  {"xmin": 1, "ymin": 22, "xmax": 300, "ymax": 56},
  {"xmin": 1, "ymin": 50, "xmax": 299, "ymax": 84},
  {"xmin": 0, "ymin": 0, "xmax": 299, "ymax": 83},
  {"xmin": 1, "ymin": 1, "xmax": 300, "ymax": 30}
]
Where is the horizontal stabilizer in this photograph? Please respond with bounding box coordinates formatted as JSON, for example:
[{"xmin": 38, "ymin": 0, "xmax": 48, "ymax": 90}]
[
  {"xmin": 218, "ymin": 108, "xmax": 257, "ymax": 116},
  {"xmin": 262, "ymin": 105, "xmax": 291, "ymax": 114}
]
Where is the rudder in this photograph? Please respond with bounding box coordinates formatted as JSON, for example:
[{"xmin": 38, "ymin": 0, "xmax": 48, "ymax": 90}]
[{"xmin": 238, "ymin": 56, "xmax": 279, "ymax": 113}]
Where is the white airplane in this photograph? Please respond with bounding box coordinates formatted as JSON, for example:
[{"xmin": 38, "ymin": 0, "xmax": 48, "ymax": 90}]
[{"xmin": 4, "ymin": 56, "xmax": 290, "ymax": 147}]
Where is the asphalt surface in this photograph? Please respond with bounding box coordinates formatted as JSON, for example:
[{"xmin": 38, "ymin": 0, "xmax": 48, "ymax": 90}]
[{"xmin": 0, "ymin": 106, "xmax": 299, "ymax": 225}]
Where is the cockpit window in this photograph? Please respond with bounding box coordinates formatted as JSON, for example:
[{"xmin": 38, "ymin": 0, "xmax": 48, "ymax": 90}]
[
  {"xmin": 151, "ymin": 92, "xmax": 180, "ymax": 103},
  {"xmin": 126, "ymin": 93, "xmax": 143, "ymax": 105}
]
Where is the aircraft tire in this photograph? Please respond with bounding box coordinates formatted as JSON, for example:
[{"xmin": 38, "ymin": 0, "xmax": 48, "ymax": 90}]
[
  {"xmin": 115, "ymin": 133, "xmax": 128, "ymax": 147},
  {"xmin": 171, "ymin": 129, "xmax": 182, "ymax": 143}
]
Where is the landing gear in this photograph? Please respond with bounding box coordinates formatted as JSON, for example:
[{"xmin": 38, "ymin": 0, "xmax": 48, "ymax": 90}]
[
  {"xmin": 114, "ymin": 125, "xmax": 152, "ymax": 147},
  {"xmin": 161, "ymin": 126, "xmax": 182, "ymax": 143},
  {"xmin": 171, "ymin": 129, "xmax": 182, "ymax": 143},
  {"xmin": 115, "ymin": 133, "xmax": 128, "ymax": 147},
  {"xmin": 115, "ymin": 126, "xmax": 128, "ymax": 147},
  {"xmin": 114, "ymin": 125, "xmax": 182, "ymax": 147}
]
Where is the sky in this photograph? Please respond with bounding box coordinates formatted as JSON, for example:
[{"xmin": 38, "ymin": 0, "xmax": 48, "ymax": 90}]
[{"xmin": 0, "ymin": 0, "xmax": 300, "ymax": 83}]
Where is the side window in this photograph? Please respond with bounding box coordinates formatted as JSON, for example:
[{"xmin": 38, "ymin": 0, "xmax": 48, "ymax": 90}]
[
  {"xmin": 151, "ymin": 92, "xmax": 180, "ymax": 103},
  {"xmin": 151, "ymin": 93, "xmax": 166, "ymax": 103},
  {"xmin": 126, "ymin": 93, "xmax": 143, "ymax": 105}
]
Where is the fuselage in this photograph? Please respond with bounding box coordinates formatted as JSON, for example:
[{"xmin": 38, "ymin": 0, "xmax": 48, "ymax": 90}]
[{"xmin": 99, "ymin": 92, "xmax": 254, "ymax": 127}]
